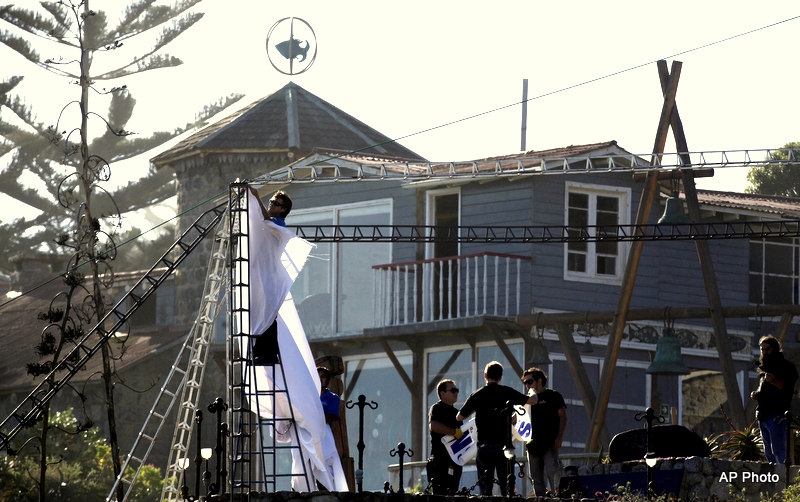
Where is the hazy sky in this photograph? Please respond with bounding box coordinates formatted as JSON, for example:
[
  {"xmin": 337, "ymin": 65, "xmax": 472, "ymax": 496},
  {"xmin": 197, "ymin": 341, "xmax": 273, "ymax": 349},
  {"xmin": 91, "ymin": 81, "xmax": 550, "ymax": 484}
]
[{"xmin": 2, "ymin": 1, "xmax": 800, "ymax": 225}]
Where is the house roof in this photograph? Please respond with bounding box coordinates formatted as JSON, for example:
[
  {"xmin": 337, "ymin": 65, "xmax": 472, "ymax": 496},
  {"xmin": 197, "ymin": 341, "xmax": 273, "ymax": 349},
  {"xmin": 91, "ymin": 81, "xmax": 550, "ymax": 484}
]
[
  {"xmin": 151, "ymin": 82, "xmax": 426, "ymax": 166},
  {"xmin": 282, "ymin": 140, "xmax": 636, "ymax": 179},
  {"xmin": 478, "ymin": 141, "xmax": 627, "ymax": 162},
  {"xmin": 0, "ymin": 279, "xmax": 186, "ymax": 393},
  {"xmin": 695, "ymin": 190, "xmax": 800, "ymax": 219}
]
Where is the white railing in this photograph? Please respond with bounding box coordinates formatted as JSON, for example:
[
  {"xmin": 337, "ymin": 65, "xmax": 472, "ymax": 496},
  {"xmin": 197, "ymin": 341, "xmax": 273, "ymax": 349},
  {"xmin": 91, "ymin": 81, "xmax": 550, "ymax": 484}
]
[{"xmin": 373, "ymin": 252, "xmax": 531, "ymax": 327}]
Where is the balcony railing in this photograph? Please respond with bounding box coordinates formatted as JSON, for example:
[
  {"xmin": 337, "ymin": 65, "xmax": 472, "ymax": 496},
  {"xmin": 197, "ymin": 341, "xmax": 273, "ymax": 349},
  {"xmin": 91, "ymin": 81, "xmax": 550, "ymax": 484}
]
[{"xmin": 373, "ymin": 252, "xmax": 531, "ymax": 327}]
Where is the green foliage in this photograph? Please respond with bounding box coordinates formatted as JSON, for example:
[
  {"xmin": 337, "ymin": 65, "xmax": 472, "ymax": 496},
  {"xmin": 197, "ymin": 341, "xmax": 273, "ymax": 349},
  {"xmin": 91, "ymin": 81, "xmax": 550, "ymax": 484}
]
[
  {"xmin": 746, "ymin": 141, "xmax": 800, "ymax": 197},
  {"xmin": 707, "ymin": 419, "xmax": 764, "ymax": 461},
  {"xmin": 0, "ymin": 408, "xmax": 163, "ymax": 502},
  {"xmin": 0, "ymin": 2, "xmax": 243, "ymax": 274}
]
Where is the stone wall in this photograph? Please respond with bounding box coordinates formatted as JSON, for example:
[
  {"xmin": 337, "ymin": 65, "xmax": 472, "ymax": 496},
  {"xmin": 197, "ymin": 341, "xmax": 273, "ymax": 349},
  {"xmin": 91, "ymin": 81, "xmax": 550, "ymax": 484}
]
[
  {"xmin": 576, "ymin": 457, "xmax": 799, "ymax": 501},
  {"xmin": 170, "ymin": 152, "xmax": 296, "ymax": 324}
]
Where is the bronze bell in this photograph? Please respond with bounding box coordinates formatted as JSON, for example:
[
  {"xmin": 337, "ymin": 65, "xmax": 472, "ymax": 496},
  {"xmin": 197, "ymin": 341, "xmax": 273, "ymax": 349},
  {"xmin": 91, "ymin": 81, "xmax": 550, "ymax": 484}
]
[
  {"xmin": 657, "ymin": 191, "xmax": 690, "ymax": 225},
  {"xmin": 646, "ymin": 327, "xmax": 690, "ymax": 375},
  {"xmin": 528, "ymin": 337, "xmax": 551, "ymax": 366}
]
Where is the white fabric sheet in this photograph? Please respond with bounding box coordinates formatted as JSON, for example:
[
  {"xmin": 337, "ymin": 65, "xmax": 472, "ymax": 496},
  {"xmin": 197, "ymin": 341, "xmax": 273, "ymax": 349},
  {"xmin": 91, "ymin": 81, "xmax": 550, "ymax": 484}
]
[{"xmin": 243, "ymin": 189, "xmax": 346, "ymax": 491}]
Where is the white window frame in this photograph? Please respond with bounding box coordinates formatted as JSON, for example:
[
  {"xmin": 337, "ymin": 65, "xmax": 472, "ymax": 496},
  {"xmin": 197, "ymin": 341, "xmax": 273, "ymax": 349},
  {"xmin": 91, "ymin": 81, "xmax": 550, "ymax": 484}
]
[
  {"xmin": 425, "ymin": 187, "xmax": 461, "ymax": 260},
  {"xmin": 291, "ymin": 198, "xmax": 393, "ymax": 334},
  {"xmin": 563, "ymin": 181, "xmax": 631, "ymax": 285}
]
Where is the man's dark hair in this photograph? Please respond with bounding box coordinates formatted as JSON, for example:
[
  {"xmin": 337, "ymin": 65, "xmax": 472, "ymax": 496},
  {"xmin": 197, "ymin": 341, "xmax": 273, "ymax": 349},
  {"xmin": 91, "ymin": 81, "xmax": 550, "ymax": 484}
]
[
  {"xmin": 273, "ymin": 190, "xmax": 292, "ymax": 218},
  {"xmin": 437, "ymin": 379, "xmax": 455, "ymax": 398},
  {"xmin": 522, "ymin": 367, "xmax": 547, "ymax": 387},
  {"xmin": 759, "ymin": 335, "xmax": 782, "ymax": 353},
  {"xmin": 484, "ymin": 361, "xmax": 503, "ymax": 381},
  {"xmin": 317, "ymin": 366, "xmax": 331, "ymax": 379}
]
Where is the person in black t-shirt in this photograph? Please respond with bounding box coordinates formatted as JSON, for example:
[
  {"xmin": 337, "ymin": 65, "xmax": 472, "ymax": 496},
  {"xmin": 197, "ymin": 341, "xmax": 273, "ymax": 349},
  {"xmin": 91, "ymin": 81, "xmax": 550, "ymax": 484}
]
[
  {"xmin": 427, "ymin": 379, "xmax": 463, "ymax": 494},
  {"xmin": 457, "ymin": 361, "xmax": 539, "ymax": 495},
  {"xmin": 521, "ymin": 367, "xmax": 567, "ymax": 496}
]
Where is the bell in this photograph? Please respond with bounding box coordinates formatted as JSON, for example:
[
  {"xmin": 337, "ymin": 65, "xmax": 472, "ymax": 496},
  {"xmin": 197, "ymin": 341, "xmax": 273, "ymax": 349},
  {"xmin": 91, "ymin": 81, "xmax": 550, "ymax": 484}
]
[
  {"xmin": 528, "ymin": 337, "xmax": 551, "ymax": 365},
  {"xmin": 581, "ymin": 337, "xmax": 594, "ymax": 354},
  {"xmin": 647, "ymin": 328, "xmax": 690, "ymax": 375},
  {"xmin": 657, "ymin": 191, "xmax": 690, "ymax": 225}
]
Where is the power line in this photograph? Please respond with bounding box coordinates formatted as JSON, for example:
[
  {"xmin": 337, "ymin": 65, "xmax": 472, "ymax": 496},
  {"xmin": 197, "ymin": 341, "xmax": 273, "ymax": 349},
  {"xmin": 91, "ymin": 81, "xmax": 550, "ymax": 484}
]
[
  {"xmin": 310, "ymin": 15, "xmax": 800, "ymax": 166},
  {"xmin": 4, "ymin": 15, "xmax": 798, "ymax": 309}
]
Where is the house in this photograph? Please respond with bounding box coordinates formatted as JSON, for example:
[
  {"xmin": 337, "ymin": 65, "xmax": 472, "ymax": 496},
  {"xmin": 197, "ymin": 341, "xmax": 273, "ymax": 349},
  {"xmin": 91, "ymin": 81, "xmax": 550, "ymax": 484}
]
[
  {"xmin": 259, "ymin": 146, "xmax": 800, "ymax": 489},
  {"xmin": 3, "ymin": 82, "xmax": 798, "ymax": 493}
]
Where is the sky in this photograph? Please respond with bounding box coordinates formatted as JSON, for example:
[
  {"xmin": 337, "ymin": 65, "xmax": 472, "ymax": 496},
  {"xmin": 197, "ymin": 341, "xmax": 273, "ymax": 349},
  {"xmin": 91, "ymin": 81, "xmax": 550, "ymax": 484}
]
[{"xmin": 2, "ymin": 0, "xmax": 800, "ymax": 229}]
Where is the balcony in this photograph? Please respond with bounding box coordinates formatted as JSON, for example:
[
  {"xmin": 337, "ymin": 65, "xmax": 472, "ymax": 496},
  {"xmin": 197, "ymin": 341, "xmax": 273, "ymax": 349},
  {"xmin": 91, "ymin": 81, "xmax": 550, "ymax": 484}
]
[{"xmin": 373, "ymin": 252, "xmax": 531, "ymax": 328}]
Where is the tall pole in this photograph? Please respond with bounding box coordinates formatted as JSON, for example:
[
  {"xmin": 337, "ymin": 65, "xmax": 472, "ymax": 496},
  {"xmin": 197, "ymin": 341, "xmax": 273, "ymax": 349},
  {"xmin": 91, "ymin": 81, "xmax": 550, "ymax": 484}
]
[{"xmin": 521, "ymin": 79, "xmax": 529, "ymax": 151}]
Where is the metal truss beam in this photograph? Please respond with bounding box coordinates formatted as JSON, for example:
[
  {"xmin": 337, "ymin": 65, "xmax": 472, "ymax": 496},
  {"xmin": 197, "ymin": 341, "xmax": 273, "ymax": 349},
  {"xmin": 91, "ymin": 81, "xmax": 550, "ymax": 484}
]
[
  {"xmin": 291, "ymin": 220, "xmax": 800, "ymax": 243},
  {"xmin": 249, "ymin": 147, "xmax": 800, "ymax": 185}
]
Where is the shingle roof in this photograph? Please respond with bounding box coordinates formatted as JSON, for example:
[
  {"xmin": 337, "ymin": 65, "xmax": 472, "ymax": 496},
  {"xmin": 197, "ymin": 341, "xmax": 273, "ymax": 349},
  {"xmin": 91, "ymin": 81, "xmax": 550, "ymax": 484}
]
[
  {"xmin": 478, "ymin": 141, "xmax": 626, "ymax": 161},
  {"xmin": 297, "ymin": 141, "xmax": 634, "ymax": 177},
  {"xmin": 0, "ymin": 279, "xmax": 186, "ymax": 393},
  {"xmin": 152, "ymin": 82, "xmax": 426, "ymax": 166},
  {"xmin": 695, "ymin": 190, "xmax": 800, "ymax": 219}
]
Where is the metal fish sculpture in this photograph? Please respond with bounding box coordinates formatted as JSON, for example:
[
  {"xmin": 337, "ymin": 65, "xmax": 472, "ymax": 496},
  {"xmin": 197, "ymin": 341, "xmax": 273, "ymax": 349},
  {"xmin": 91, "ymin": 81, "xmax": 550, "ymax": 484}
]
[{"xmin": 275, "ymin": 38, "xmax": 310, "ymax": 62}]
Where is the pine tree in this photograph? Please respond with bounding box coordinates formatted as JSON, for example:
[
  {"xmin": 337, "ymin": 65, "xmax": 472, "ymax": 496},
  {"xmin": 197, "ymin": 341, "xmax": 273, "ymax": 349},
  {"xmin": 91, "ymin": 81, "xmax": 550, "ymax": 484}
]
[
  {"xmin": 746, "ymin": 142, "xmax": 800, "ymax": 197},
  {"xmin": 0, "ymin": 2, "xmax": 241, "ymax": 500}
]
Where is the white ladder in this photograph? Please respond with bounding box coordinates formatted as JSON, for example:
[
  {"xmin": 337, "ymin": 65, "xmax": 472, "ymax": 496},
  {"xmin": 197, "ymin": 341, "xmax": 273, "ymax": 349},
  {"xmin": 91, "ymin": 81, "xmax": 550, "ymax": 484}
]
[{"xmin": 106, "ymin": 209, "xmax": 229, "ymax": 502}]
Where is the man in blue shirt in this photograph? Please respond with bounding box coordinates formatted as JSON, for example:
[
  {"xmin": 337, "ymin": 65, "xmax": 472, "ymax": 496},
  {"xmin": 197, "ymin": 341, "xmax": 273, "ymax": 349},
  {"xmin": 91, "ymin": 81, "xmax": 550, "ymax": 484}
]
[
  {"xmin": 318, "ymin": 366, "xmax": 340, "ymax": 424},
  {"xmin": 266, "ymin": 190, "xmax": 292, "ymax": 227}
]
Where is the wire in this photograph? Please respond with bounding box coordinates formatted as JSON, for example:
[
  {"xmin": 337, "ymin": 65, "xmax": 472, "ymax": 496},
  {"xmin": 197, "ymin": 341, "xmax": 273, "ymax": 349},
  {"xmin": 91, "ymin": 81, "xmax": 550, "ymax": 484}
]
[
  {"xmin": 4, "ymin": 14, "xmax": 799, "ymax": 309},
  {"xmin": 0, "ymin": 191, "xmax": 225, "ymax": 311},
  {"xmin": 306, "ymin": 14, "xmax": 800, "ymax": 167}
]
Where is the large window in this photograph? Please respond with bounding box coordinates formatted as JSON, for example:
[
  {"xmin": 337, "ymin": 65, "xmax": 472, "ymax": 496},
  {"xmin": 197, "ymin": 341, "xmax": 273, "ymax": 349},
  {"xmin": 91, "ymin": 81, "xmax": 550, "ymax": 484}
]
[
  {"xmin": 344, "ymin": 355, "xmax": 411, "ymax": 491},
  {"xmin": 564, "ymin": 182, "xmax": 630, "ymax": 283},
  {"xmin": 749, "ymin": 237, "xmax": 800, "ymax": 304},
  {"xmin": 290, "ymin": 200, "xmax": 392, "ymax": 337}
]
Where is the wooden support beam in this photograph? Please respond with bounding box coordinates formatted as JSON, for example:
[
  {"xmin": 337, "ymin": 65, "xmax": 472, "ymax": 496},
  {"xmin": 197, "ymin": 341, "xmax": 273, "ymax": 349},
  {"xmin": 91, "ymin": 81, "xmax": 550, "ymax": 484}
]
[
  {"xmin": 659, "ymin": 55, "xmax": 746, "ymax": 429},
  {"xmin": 488, "ymin": 323, "xmax": 525, "ymax": 378},
  {"xmin": 344, "ymin": 358, "xmax": 366, "ymax": 400},
  {"xmin": 381, "ymin": 339, "xmax": 414, "ymax": 393},
  {"xmin": 555, "ymin": 323, "xmax": 610, "ymax": 446},
  {"xmin": 681, "ymin": 168, "xmax": 746, "ymax": 429},
  {"xmin": 632, "ymin": 168, "xmax": 714, "ymax": 182},
  {"xmin": 409, "ymin": 341, "xmax": 424, "ymax": 460},
  {"xmin": 777, "ymin": 313, "xmax": 795, "ymax": 343},
  {"xmin": 588, "ymin": 60, "xmax": 683, "ymax": 453},
  {"xmin": 427, "ymin": 349, "xmax": 464, "ymax": 395},
  {"xmin": 517, "ymin": 304, "xmax": 800, "ymax": 327}
]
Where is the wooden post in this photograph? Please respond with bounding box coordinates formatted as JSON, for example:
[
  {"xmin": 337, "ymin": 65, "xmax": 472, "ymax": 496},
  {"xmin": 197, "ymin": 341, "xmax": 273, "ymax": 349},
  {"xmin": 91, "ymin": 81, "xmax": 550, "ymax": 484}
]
[
  {"xmin": 777, "ymin": 313, "xmax": 795, "ymax": 343},
  {"xmin": 555, "ymin": 323, "xmax": 610, "ymax": 447},
  {"xmin": 658, "ymin": 55, "xmax": 746, "ymax": 429},
  {"xmin": 681, "ymin": 170, "xmax": 747, "ymax": 429},
  {"xmin": 488, "ymin": 323, "xmax": 525, "ymax": 378},
  {"xmin": 587, "ymin": 60, "xmax": 683, "ymax": 453}
]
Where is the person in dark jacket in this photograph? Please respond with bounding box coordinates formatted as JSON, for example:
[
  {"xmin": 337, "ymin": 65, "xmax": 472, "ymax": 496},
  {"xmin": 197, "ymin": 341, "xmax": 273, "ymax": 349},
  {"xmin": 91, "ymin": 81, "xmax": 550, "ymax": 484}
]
[
  {"xmin": 456, "ymin": 361, "xmax": 538, "ymax": 495},
  {"xmin": 750, "ymin": 335, "xmax": 798, "ymax": 463}
]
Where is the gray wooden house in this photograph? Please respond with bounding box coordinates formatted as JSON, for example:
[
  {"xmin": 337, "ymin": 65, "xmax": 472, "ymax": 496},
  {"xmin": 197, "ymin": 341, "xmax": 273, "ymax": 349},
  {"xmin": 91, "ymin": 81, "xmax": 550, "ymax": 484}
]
[{"xmin": 150, "ymin": 82, "xmax": 800, "ymax": 490}]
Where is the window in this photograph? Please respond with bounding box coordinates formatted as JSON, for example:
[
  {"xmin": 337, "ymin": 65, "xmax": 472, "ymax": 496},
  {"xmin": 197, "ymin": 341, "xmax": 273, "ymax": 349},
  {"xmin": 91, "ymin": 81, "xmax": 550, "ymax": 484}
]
[
  {"xmin": 564, "ymin": 182, "xmax": 630, "ymax": 283},
  {"xmin": 290, "ymin": 199, "xmax": 392, "ymax": 336},
  {"xmin": 749, "ymin": 237, "xmax": 799, "ymax": 304}
]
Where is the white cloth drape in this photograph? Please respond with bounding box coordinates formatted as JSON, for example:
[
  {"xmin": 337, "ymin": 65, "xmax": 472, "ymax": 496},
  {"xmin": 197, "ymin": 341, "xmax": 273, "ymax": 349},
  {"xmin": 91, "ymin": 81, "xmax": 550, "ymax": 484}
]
[{"xmin": 243, "ymin": 189, "xmax": 347, "ymax": 491}]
